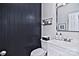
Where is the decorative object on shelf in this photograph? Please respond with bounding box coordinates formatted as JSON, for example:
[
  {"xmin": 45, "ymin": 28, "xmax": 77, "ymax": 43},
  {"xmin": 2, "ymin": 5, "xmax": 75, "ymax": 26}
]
[
  {"xmin": 58, "ymin": 23, "xmax": 66, "ymax": 31},
  {"xmin": 42, "ymin": 17, "xmax": 53, "ymax": 25}
]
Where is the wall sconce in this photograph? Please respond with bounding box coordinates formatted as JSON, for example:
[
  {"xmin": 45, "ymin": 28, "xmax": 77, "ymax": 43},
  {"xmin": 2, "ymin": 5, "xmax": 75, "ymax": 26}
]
[{"xmin": 56, "ymin": 3, "xmax": 68, "ymax": 8}]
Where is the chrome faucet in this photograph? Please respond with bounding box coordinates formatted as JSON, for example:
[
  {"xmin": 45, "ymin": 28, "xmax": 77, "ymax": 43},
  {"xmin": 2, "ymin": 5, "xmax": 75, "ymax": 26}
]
[{"xmin": 64, "ymin": 38, "xmax": 72, "ymax": 42}]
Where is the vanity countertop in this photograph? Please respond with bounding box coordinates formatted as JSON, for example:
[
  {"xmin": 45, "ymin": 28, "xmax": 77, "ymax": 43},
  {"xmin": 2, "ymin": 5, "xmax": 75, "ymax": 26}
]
[{"xmin": 47, "ymin": 39, "xmax": 79, "ymax": 55}]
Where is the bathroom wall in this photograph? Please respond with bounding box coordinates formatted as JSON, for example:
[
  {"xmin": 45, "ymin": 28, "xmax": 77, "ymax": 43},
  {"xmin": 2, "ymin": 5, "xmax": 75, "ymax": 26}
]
[
  {"xmin": 42, "ymin": 3, "xmax": 79, "ymax": 56},
  {"xmin": 42, "ymin": 3, "xmax": 79, "ymax": 43},
  {"xmin": 41, "ymin": 3, "xmax": 56, "ymax": 40}
]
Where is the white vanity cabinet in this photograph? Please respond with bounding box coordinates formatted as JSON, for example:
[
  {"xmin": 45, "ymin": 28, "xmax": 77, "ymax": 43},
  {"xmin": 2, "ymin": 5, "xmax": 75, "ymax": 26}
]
[
  {"xmin": 47, "ymin": 43, "xmax": 72, "ymax": 56},
  {"xmin": 47, "ymin": 40, "xmax": 79, "ymax": 56}
]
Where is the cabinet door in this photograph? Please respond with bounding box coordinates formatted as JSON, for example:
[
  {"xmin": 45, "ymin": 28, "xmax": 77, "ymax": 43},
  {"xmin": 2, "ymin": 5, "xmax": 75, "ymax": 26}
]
[
  {"xmin": 47, "ymin": 43, "xmax": 73, "ymax": 56},
  {"xmin": 47, "ymin": 43, "xmax": 59, "ymax": 56}
]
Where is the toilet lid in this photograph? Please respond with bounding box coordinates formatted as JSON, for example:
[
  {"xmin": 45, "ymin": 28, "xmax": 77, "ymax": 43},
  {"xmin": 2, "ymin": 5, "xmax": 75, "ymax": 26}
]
[{"xmin": 31, "ymin": 48, "xmax": 46, "ymax": 56}]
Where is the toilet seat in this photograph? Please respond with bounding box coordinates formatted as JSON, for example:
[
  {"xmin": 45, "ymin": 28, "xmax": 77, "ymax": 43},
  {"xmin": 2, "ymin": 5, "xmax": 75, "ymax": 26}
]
[{"xmin": 30, "ymin": 48, "xmax": 47, "ymax": 56}]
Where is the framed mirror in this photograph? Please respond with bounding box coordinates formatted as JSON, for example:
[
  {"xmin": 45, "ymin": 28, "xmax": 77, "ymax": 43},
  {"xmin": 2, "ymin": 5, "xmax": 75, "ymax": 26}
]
[{"xmin": 56, "ymin": 3, "xmax": 79, "ymax": 32}]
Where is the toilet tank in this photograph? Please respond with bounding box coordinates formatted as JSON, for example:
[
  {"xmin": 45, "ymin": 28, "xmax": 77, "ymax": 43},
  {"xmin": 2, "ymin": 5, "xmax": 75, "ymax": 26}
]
[{"xmin": 41, "ymin": 39, "xmax": 48, "ymax": 51}]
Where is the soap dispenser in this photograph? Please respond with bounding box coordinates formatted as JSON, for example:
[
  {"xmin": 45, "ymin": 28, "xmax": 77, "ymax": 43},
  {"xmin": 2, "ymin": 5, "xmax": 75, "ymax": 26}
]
[
  {"xmin": 55, "ymin": 32, "xmax": 58, "ymax": 40},
  {"xmin": 59, "ymin": 33, "xmax": 63, "ymax": 41}
]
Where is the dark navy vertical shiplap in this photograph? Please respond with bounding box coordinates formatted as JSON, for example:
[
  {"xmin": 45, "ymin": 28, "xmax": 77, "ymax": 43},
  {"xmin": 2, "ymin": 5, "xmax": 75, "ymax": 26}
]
[{"xmin": 0, "ymin": 3, "xmax": 41, "ymax": 56}]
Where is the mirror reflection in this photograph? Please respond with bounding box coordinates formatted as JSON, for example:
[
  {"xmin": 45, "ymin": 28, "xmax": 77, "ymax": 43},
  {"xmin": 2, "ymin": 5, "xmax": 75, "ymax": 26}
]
[{"xmin": 56, "ymin": 3, "xmax": 79, "ymax": 32}]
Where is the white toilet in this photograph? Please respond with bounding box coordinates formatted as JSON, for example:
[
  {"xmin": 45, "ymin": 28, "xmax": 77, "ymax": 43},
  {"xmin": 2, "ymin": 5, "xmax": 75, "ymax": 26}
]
[
  {"xmin": 30, "ymin": 39, "xmax": 48, "ymax": 56},
  {"xmin": 30, "ymin": 48, "xmax": 47, "ymax": 56}
]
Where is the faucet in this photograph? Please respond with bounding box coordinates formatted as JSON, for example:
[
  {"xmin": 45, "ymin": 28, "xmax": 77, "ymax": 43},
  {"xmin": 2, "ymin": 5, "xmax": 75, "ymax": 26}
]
[
  {"xmin": 64, "ymin": 38, "xmax": 72, "ymax": 42},
  {"xmin": 67, "ymin": 39, "xmax": 72, "ymax": 42}
]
